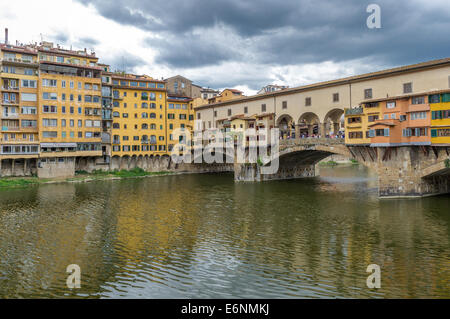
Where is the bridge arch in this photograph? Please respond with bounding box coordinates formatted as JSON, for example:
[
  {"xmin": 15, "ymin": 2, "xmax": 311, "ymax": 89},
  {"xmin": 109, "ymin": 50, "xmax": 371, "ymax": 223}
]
[
  {"xmin": 323, "ymin": 108, "xmax": 345, "ymax": 136},
  {"xmin": 298, "ymin": 112, "xmax": 320, "ymax": 137},
  {"xmin": 276, "ymin": 114, "xmax": 295, "ymax": 139}
]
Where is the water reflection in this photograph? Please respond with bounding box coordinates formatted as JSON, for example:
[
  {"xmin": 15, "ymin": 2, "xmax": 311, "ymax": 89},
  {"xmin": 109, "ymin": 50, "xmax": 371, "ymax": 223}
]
[{"xmin": 0, "ymin": 165, "xmax": 449, "ymax": 298}]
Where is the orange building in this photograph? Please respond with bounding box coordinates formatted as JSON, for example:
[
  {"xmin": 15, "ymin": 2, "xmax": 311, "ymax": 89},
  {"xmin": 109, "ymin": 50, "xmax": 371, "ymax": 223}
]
[{"xmin": 364, "ymin": 93, "xmax": 432, "ymax": 146}]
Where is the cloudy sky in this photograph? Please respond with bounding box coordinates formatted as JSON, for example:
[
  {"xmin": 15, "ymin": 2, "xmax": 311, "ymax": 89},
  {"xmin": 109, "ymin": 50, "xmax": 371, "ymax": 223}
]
[{"xmin": 1, "ymin": 0, "xmax": 449, "ymax": 94}]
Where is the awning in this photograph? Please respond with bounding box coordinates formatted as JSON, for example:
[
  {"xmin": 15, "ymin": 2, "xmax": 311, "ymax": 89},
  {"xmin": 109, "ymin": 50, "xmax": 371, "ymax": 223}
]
[{"xmin": 40, "ymin": 143, "xmax": 77, "ymax": 148}]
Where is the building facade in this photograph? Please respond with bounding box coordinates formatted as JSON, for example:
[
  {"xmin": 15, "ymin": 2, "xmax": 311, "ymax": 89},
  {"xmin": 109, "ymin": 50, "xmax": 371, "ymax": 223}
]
[
  {"xmin": 0, "ymin": 44, "xmax": 40, "ymax": 176},
  {"xmin": 110, "ymin": 74, "xmax": 168, "ymax": 157},
  {"xmin": 195, "ymin": 58, "xmax": 450, "ymax": 141}
]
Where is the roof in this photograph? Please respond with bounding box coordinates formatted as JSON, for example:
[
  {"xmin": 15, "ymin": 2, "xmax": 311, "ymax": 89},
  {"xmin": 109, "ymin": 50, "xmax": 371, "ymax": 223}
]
[
  {"xmin": 223, "ymin": 88, "xmax": 243, "ymax": 94},
  {"xmin": 0, "ymin": 44, "xmax": 38, "ymax": 55},
  {"xmin": 196, "ymin": 57, "xmax": 450, "ymax": 110}
]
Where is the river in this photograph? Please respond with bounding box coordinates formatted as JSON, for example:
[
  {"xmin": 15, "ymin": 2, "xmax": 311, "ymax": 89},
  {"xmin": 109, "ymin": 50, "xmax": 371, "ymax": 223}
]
[{"xmin": 0, "ymin": 164, "xmax": 449, "ymax": 298}]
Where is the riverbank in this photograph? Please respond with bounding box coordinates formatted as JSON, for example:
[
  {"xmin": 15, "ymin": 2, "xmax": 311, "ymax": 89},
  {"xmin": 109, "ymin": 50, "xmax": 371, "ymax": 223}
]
[{"xmin": 0, "ymin": 168, "xmax": 174, "ymax": 189}]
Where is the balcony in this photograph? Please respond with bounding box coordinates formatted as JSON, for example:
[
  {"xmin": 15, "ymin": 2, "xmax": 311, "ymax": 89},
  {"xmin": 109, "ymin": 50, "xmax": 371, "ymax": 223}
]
[
  {"xmin": 1, "ymin": 99, "xmax": 19, "ymax": 106},
  {"xmin": 1, "ymin": 113, "xmax": 19, "ymax": 119},
  {"xmin": 0, "ymin": 58, "xmax": 39, "ymax": 68},
  {"xmin": 345, "ymin": 108, "xmax": 364, "ymax": 116},
  {"xmin": 1, "ymin": 86, "xmax": 19, "ymax": 92}
]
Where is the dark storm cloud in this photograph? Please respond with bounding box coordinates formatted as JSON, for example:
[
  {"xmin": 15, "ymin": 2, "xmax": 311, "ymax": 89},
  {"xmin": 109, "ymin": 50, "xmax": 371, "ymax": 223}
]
[
  {"xmin": 76, "ymin": 0, "xmax": 450, "ymax": 69},
  {"xmin": 146, "ymin": 33, "xmax": 240, "ymax": 68}
]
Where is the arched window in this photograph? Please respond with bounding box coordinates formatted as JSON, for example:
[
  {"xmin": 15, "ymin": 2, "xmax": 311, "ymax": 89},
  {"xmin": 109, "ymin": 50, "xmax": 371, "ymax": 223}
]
[
  {"xmin": 150, "ymin": 135, "xmax": 157, "ymax": 144},
  {"xmin": 142, "ymin": 135, "xmax": 148, "ymax": 143},
  {"xmin": 142, "ymin": 112, "xmax": 148, "ymax": 118},
  {"xmin": 150, "ymin": 113, "xmax": 156, "ymax": 119},
  {"xmin": 142, "ymin": 123, "xmax": 148, "ymax": 129},
  {"xmin": 113, "ymin": 123, "xmax": 120, "ymax": 129},
  {"xmin": 150, "ymin": 124, "xmax": 156, "ymax": 130},
  {"xmin": 142, "ymin": 102, "xmax": 148, "ymax": 108},
  {"xmin": 113, "ymin": 111, "xmax": 120, "ymax": 117}
]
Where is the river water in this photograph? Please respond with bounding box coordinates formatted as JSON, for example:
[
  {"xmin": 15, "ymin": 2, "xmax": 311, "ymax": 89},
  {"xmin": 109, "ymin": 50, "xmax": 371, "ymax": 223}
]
[{"xmin": 0, "ymin": 165, "xmax": 449, "ymax": 298}]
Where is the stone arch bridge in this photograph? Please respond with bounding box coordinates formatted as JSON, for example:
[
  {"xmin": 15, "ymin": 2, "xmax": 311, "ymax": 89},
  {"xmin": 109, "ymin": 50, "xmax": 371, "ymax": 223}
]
[{"xmin": 234, "ymin": 138, "xmax": 450, "ymax": 198}]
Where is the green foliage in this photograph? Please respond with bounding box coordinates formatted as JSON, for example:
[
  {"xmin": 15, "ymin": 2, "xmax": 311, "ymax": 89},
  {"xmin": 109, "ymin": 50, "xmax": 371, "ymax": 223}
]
[
  {"xmin": 319, "ymin": 160, "xmax": 338, "ymax": 166},
  {"xmin": 350, "ymin": 159, "xmax": 359, "ymax": 164},
  {"xmin": 445, "ymin": 159, "xmax": 450, "ymax": 168},
  {"xmin": 257, "ymin": 157, "xmax": 264, "ymax": 166},
  {"xmin": 0, "ymin": 178, "xmax": 40, "ymax": 188}
]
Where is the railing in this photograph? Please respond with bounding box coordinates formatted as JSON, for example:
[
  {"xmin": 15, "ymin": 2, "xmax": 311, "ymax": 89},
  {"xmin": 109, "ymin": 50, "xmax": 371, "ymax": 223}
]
[
  {"xmin": 345, "ymin": 108, "xmax": 364, "ymax": 116},
  {"xmin": 2, "ymin": 113, "xmax": 19, "ymax": 118},
  {"xmin": 280, "ymin": 137, "xmax": 345, "ymax": 146}
]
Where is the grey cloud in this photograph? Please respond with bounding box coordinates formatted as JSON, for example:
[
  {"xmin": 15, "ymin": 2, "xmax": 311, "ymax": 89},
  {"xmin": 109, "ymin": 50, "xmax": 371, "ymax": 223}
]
[
  {"xmin": 51, "ymin": 32, "xmax": 69, "ymax": 44},
  {"xmin": 146, "ymin": 33, "xmax": 240, "ymax": 68},
  {"xmin": 78, "ymin": 36, "xmax": 100, "ymax": 47},
  {"xmin": 76, "ymin": 0, "xmax": 450, "ymax": 86},
  {"xmin": 106, "ymin": 52, "xmax": 147, "ymax": 73}
]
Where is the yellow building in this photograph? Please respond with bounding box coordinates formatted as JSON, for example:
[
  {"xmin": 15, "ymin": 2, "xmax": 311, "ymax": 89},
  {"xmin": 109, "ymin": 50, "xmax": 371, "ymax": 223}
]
[
  {"xmin": 430, "ymin": 91, "xmax": 450, "ymax": 145},
  {"xmin": 166, "ymin": 95, "xmax": 194, "ymax": 152},
  {"xmin": 208, "ymin": 89, "xmax": 244, "ymax": 104},
  {"xmin": 0, "ymin": 44, "xmax": 40, "ymax": 174},
  {"xmin": 111, "ymin": 74, "xmax": 167, "ymax": 157},
  {"xmin": 344, "ymin": 101, "xmax": 382, "ymax": 145},
  {"xmin": 36, "ymin": 42, "xmax": 103, "ymax": 177}
]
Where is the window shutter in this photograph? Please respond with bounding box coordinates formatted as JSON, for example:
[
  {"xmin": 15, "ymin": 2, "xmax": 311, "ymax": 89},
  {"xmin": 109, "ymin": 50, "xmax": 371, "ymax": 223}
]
[
  {"xmin": 431, "ymin": 129, "xmax": 437, "ymax": 137},
  {"xmin": 384, "ymin": 128, "xmax": 389, "ymax": 137},
  {"xmin": 415, "ymin": 128, "xmax": 420, "ymax": 136}
]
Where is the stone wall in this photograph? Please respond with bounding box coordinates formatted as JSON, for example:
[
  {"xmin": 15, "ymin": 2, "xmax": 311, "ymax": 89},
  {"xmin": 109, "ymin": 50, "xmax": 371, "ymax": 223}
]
[{"xmin": 37, "ymin": 158, "xmax": 75, "ymax": 179}]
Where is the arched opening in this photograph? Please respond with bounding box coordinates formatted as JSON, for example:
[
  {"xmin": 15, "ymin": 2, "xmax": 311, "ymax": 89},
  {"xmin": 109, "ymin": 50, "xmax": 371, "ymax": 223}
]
[
  {"xmin": 298, "ymin": 112, "xmax": 320, "ymax": 137},
  {"xmin": 276, "ymin": 114, "xmax": 295, "ymax": 139},
  {"xmin": 323, "ymin": 108, "xmax": 345, "ymax": 137}
]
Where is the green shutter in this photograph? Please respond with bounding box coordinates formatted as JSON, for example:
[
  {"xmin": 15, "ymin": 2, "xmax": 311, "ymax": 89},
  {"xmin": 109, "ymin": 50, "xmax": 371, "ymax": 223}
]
[
  {"xmin": 442, "ymin": 93, "xmax": 450, "ymax": 103},
  {"xmin": 431, "ymin": 129, "xmax": 438, "ymax": 138}
]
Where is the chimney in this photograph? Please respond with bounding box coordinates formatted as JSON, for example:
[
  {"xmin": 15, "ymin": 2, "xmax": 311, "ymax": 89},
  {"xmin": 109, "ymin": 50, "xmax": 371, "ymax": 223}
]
[{"xmin": 5, "ymin": 28, "xmax": 8, "ymax": 44}]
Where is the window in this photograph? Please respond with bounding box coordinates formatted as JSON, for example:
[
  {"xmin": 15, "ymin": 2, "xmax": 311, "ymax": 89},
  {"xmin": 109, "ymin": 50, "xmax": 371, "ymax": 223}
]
[
  {"xmin": 410, "ymin": 111, "xmax": 427, "ymax": 120},
  {"xmin": 348, "ymin": 132, "xmax": 363, "ymax": 139},
  {"xmin": 428, "ymin": 94, "xmax": 441, "ymax": 104},
  {"xmin": 42, "ymin": 105, "xmax": 57, "ymax": 113},
  {"xmin": 305, "ymin": 97, "xmax": 311, "ymax": 106},
  {"xmin": 21, "ymin": 80, "xmax": 37, "ymax": 88},
  {"xmin": 228, "ymin": 109, "xmax": 232, "ymax": 116},
  {"xmin": 368, "ymin": 115, "xmax": 379, "ymax": 122},
  {"xmin": 42, "ymin": 119, "xmax": 58, "ymax": 127},
  {"xmin": 386, "ymin": 101, "xmax": 396, "ymax": 109},
  {"xmin": 42, "ymin": 79, "xmax": 57, "ymax": 87},
  {"xmin": 61, "ymin": 119, "xmax": 66, "ymax": 127},
  {"xmin": 197, "ymin": 113, "xmax": 201, "ymax": 120},
  {"xmin": 348, "ymin": 117, "xmax": 362, "ymax": 124},
  {"xmin": 21, "ymin": 106, "xmax": 37, "ymax": 114},
  {"xmin": 244, "ymin": 106, "xmax": 248, "ymax": 113},
  {"xmin": 431, "ymin": 110, "xmax": 450, "ymax": 119},
  {"xmin": 42, "ymin": 131, "xmax": 57, "ymax": 138},
  {"xmin": 411, "ymin": 96, "xmax": 425, "ymax": 105},
  {"xmin": 375, "ymin": 128, "xmax": 390, "ymax": 137},
  {"xmin": 364, "ymin": 89, "xmax": 372, "ymax": 99},
  {"xmin": 45, "ymin": 92, "xmax": 58, "ymax": 100},
  {"xmin": 21, "ymin": 93, "xmax": 37, "ymax": 102},
  {"xmin": 403, "ymin": 82, "xmax": 412, "ymax": 94},
  {"xmin": 333, "ymin": 93, "xmax": 339, "ymax": 102},
  {"xmin": 282, "ymin": 101, "xmax": 287, "ymax": 109},
  {"xmin": 261, "ymin": 104, "xmax": 266, "ymax": 112},
  {"xmin": 214, "ymin": 111, "xmax": 217, "ymax": 117}
]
